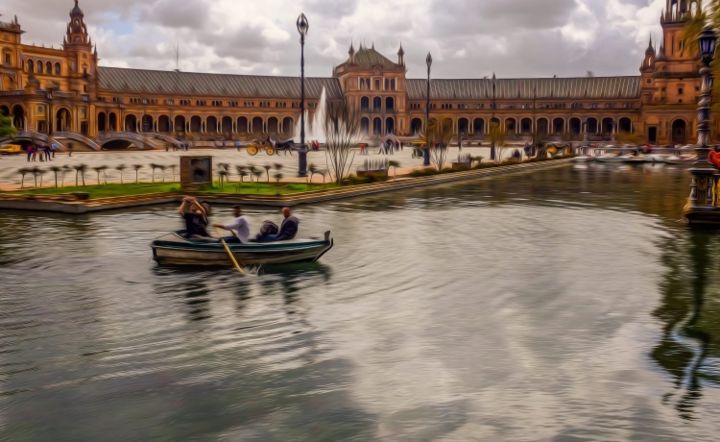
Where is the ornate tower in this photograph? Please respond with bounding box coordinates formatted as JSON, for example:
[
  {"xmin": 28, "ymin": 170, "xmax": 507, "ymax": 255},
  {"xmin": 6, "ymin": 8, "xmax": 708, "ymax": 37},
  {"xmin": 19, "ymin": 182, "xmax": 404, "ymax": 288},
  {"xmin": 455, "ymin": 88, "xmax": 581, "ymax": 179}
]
[
  {"xmin": 640, "ymin": 0, "xmax": 703, "ymax": 145},
  {"xmin": 64, "ymin": 0, "xmax": 91, "ymax": 48}
]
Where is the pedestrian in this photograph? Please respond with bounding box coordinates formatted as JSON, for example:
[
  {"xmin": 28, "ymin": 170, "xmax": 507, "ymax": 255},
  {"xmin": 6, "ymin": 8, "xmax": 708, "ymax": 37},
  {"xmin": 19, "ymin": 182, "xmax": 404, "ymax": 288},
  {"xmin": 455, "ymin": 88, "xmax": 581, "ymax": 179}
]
[
  {"xmin": 67, "ymin": 142, "xmax": 73, "ymax": 158},
  {"xmin": 26, "ymin": 145, "xmax": 32, "ymax": 162}
]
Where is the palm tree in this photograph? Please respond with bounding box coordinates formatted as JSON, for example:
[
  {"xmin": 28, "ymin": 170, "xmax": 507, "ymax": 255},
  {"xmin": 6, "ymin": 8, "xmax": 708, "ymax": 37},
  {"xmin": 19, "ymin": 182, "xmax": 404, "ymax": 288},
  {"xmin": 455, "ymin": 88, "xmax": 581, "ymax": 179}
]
[
  {"xmin": 149, "ymin": 163, "xmax": 159, "ymax": 183},
  {"xmin": 49, "ymin": 165, "xmax": 62, "ymax": 188},
  {"xmin": 30, "ymin": 167, "xmax": 42, "ymax": 188},
  {"xmin": 263, "ymin": 165, "xmax": 272, "ymax": 182},
  {"xmin": 218, "ymin": 170, "xmax": 229, "ymax": 189},
  {"xmin": 273, "ymin": 172, "xmax": 283, "ymax": 185},
  {"xmin": 93, "ymin": 166, "xmax": 108, "ymax": 185},
  {"xmin": 73, "ymin": 164, "xmax": 87, "ymax": 186},
  {"xmin": 133, "ymin": 164, "xmax": 143, "ymax": 184},
  {"xmin": 116, "ymin": 164, "xmax": 127, "ymax": 184},
  {"xmin": 168, "ymin": 164, "xmax": 177, "ymax": 181},
  {"xmin": 18, "ymin": 168, "xmax": 30, "ymax": 189},
  {"xmin": 251, "ymin": 168, "xmax": 263, "ymax": 191},
  {"xmin": 157, "ymin": 165, "xmax": 167, "ymax": 183}
]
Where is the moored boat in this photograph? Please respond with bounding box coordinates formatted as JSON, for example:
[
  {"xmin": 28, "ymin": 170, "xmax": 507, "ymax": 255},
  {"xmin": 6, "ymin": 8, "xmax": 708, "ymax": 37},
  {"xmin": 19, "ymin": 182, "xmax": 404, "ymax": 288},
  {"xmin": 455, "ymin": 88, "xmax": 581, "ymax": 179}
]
[{"xmin": 151, "ymin": 231, "xmax": 334, "ymax": 266}]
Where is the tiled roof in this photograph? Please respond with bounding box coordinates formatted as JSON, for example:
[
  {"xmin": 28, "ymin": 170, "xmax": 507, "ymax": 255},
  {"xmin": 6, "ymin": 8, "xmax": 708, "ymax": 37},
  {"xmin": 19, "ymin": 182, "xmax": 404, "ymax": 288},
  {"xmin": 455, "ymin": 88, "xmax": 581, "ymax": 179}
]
[
  {"xmin": 96, "ymin": 67, "xmax": 343, "ymax": 99},
  {"xmin": 338, "ymin": 46, "xmax": 401, "ymax": 70},
  {"xmin": 406, "ymin": 76, "xmax": 641, "ymax": 100}
]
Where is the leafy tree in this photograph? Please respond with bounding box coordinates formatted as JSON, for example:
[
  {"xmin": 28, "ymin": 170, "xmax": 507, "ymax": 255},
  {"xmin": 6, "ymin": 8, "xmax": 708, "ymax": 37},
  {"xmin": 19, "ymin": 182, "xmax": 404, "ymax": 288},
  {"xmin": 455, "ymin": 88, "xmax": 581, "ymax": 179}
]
[
  {"xmin": 684, "ymin": 6, "xmax": 720, "ymax": 111},
  {"xmin": 324, "ymin": 98, "xmax": 360, "ymax": 184},
  {"xmin": 0, "ymin": 114, "xmax": 17, "ymax": 139},
  {"xmin": 488, "ymin": 120, "xmax": 506, "ymax": 161}
]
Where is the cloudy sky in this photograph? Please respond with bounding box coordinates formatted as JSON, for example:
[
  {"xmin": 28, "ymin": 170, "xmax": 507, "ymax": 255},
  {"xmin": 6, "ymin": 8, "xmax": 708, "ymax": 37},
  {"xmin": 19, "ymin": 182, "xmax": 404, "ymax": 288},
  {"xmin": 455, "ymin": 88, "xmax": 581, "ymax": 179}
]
[{"xmin": 3, "ymin": 0, "xmax": 672, "ymax": 79}]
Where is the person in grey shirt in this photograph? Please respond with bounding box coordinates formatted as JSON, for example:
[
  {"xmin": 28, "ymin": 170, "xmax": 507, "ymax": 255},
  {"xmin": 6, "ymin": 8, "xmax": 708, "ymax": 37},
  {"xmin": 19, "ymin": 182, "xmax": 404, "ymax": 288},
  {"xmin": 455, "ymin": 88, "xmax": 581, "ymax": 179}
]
[{"xmin": 213, "ymin": 206, "xmax": 250, "ymax": 243}]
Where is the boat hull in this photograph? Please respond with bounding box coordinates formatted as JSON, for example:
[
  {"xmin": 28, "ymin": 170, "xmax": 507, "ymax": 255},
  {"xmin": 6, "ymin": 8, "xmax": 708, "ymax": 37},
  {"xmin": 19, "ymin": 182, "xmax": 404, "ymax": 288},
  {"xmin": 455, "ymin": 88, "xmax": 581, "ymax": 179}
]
[{"xmin": 151, "ymin": 232, "xmax": 333, "ymax": 266}]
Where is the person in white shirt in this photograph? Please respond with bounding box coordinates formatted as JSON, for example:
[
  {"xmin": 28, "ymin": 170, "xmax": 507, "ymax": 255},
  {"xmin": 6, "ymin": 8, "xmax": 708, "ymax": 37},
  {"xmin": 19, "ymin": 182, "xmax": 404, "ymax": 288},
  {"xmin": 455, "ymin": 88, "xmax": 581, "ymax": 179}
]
[{"xmin": 213, "ymin": 206, "xmax": 250, "ymax": 243}]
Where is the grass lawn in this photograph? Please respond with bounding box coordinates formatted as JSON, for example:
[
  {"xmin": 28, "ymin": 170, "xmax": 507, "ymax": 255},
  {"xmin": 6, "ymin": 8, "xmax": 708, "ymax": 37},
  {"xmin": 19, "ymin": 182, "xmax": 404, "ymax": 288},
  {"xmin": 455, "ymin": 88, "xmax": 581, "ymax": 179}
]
[{"xmin": 4, "ymin": 181, "xmax": 337, "ymax": 199}]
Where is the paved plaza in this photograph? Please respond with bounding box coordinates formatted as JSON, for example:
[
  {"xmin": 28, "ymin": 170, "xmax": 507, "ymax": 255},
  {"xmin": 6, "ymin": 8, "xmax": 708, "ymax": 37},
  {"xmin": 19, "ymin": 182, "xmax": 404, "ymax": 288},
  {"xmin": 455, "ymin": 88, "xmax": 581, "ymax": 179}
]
[{"xmin": 0, "ymin": 145, "xmax": 521, "ymax": 190}]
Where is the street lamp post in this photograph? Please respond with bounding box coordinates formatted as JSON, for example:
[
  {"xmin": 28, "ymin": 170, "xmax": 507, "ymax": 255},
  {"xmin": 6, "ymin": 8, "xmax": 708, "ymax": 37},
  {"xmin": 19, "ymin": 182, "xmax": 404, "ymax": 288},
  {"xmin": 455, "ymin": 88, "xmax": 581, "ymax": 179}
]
[
  {"xmin": 424, "ymin": 52, "xmax": 432, "ymax": 166},
  {"xmin": 296, "ymin": 13, "xmax": 309, "ymax": 177},
  {"xmin": 687, "ymin": 25, "xmax": 717, "ymax": 211},
  {"xmin": 491, "ymin": 73, "xmax": 497, "ymax": 161}
]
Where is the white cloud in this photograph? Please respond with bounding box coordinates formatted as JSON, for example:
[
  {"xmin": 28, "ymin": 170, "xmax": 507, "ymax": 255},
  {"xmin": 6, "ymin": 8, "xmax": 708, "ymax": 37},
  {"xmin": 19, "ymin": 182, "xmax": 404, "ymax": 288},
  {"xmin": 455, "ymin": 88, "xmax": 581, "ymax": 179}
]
[{"xmin": 2, "ymin": 0, "xmax": 670, "ymax": 78}]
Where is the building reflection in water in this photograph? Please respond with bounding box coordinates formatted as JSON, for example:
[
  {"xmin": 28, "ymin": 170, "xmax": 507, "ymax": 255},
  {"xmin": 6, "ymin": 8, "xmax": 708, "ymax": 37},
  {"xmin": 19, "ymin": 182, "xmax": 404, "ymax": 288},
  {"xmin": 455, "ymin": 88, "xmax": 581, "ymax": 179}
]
[{"xmin": 652, "ymin": 230, "xmax": 718, "ymax": 420}]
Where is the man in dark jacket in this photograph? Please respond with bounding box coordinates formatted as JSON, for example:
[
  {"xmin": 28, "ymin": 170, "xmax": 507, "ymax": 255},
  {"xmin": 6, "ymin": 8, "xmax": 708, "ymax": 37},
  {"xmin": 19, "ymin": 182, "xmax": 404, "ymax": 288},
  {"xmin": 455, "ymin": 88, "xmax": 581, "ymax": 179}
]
[{"xmin": 267, "ymin": 207, "xmax": 299, "ymax": 242}]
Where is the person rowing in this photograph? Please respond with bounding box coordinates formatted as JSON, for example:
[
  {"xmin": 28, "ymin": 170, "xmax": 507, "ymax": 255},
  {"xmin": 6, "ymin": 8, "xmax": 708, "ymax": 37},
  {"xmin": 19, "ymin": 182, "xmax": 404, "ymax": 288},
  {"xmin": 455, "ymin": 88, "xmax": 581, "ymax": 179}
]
[{"xmin": 213, "ymin": 206, "xmax": 251, "ymax": 244}]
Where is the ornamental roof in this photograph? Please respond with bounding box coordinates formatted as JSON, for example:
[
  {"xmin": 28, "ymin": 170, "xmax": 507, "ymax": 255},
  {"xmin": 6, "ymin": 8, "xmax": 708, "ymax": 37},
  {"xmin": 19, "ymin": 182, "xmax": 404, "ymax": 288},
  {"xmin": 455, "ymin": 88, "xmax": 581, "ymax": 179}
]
[
  {"xmin": 96, "ymin": 67, "xmax": 343, "ymax": 99},
  {"xmin": 406, "ymin": 76, "xmax": 642, "ymax": 100},
  {"xmin": 337, "ymin": 45, "xmax": 402, "ymax": 70}
]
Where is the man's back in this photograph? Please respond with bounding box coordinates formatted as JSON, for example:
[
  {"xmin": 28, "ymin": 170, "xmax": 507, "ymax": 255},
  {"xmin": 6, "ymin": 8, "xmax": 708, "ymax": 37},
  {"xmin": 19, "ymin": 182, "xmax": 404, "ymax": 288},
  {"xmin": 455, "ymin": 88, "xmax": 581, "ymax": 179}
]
[{"xmin": 277, "ymin": 216, "xmax": 299, "ymax": 241}]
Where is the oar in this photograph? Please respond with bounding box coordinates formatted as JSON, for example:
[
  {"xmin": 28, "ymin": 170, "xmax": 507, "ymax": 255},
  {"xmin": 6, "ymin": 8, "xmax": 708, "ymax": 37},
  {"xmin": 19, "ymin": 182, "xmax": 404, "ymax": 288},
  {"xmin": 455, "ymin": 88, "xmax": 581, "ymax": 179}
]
[{"xmin": 220, "ymin": 238, "xmax": 246, "ymax": 274}]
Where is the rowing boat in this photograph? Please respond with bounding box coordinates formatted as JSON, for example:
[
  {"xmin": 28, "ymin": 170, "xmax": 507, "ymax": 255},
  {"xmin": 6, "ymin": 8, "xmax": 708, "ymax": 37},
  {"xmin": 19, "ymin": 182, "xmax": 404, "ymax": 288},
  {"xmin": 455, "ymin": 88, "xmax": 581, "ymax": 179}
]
[{"xmin": 151, "ymin": 231, "xmax": 334, "ymax": 266}]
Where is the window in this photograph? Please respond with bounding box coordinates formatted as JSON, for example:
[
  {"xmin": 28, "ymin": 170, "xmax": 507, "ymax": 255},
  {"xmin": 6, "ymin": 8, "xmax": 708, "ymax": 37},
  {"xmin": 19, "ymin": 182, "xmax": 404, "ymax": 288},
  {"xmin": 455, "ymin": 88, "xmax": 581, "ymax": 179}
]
[
  {"xmin": 4, "ymin": 52, "xmax": 11, "ymax": 65},
  {"xmin": 678, "ymin": 88, "xmax": 684, "ymax": 95},
  {"xmin": 55, "ymin": 63, "xmax": 61, "ymax": 75},
  {"xmin": 374, "ymin": 79, "xmax": 381, "ymax": 90},
  {"xmin": 212, "ymin": 100, "xmax": 223, "ymax": 107},
  {"xmin": 37, "ymin": 61, "xmax": 43, "ymax": 74}
]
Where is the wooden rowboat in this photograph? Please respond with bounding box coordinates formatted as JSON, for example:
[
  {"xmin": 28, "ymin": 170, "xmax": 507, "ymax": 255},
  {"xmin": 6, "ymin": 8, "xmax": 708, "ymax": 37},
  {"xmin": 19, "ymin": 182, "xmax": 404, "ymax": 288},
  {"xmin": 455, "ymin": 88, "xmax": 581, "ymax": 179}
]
[{"xmin": 151, "ymin": 231, "xmax": 334, "ymax": 267}]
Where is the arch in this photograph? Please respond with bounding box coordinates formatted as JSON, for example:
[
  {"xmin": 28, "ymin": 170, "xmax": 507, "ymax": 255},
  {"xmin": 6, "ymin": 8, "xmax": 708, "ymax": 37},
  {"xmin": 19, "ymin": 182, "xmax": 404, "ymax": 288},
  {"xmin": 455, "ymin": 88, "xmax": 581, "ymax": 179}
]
[
  {"xmin": 141, "ymin": 115, "xmax": 154, "ymax": 132},
  {"xmin": 360, "ymin": 117, "xmax": 370, "ymax": 134},
  {"xmin": 222, "ymin": 116, "xmax": 233, "ymax": 135},
  {"xmin": 251, "ymin": 117, "xmax": 263, "ymax": 134},
  {"xmin": 267, "ymin": 116, "xmax": 279, "ymax": 134},
  {"xmin": 0, "ymin": 105, "xmax": 9, "ymax": 116},
  {"xmin": 505, "ymin": 118, "xmax": 517, "ymax": 134},
  {"xmin": 373, "ymin": 117, "xmax": 382, "ymax": 135},
  {"xmin": 56, "ymin": 108, "xmax": 72, "ymax": 132},
  {"xmin": 520, "ymin": 118, "xmax": 532, "ymax": 134},
  {"xmin": 174, "ymin": 115, "xmax": 186, "ymax": 134},
  {"xmin": 671, "ymin": 119, "xmax": 688, "ymax": 145},
  {"xmin": 282, "ymin": 117, "xmax": 294, "ymax": 135},
  {"xmin": 237, "ymin": 117, "xmax": 248, "ymax": 133},
  {"xmin": 158, "ymin": 115, "xmax": 171, "ymax": 133},
  {"xmin": 473, "ymin": 118, "xmax": 485, "ymax": 135},
  {"xmin": 26, "ymin": 60, "xmax": 34, "ymax": 73},
  {"xmin": 37, "ymin": 61, "xmax": 43, "ymax": 74},
  {"xmin": 587, "ymin": 117, "xmax": 599, "ymax": 134},
  {"xmin": 373, "ymin": 97, "xmax": 382, "ymax": 112},
  {"xmin": 361, "ymin": 96, "xmax": 370, "ymax": 112},
  {"xmin": 458, "ymin": 118, "xmax": 470, "ymax": 135},
  {"xmin": 601, "ymin": 117, "xmax": 614, "ymax": 135},
  {"xmin": 97, "ymin": 112, "xmax": 107, "ymax": 132},
  {"xmin": 410, "ymin": 118, "xmax": 423, "ymax": 135},
  {"xmin": 386, "ymin": 97, "xmax": 395, "ymax": 112},
  {"xmin": 190, "ymin": 116, "xmax": 202, "ymax": 133},
  {"xmin": 385, "ymin": 117, "xmax": 395, "ymax": 134},
  {"xmin": 207, "ymin": 116, "xmax": 218, "ymax": 133},
  {"xmin": 443, "ymin": 117, "xmax": 454, "ymax": 130},
  {"xmin": 109, "ymin": 112, "xmax": 118, "ymax": 131},
  {"xmin": 618, "ymin": 117, "xmax": 632, "ymax": 133},
  {"xmin": 125, "ymin": 114, "xmax": 138, "ymax": 132},
  {"xmin": 537, "ymin": 118, "xmax": 549, "ymax": 135},
  {"xmin": 552, "ymin": 118, "xmax": 565, "ymax": 134},
  {"xmin": 569, "ymin": 117, "xmax": 581, "ymax": 135},
  {"xmin": 45, "ymin": 62, "xmax": 52, "ymax": 74},
  {"xmin": 55, "ymin": 63, "xmax": 61, "ymax": 75},
  {"xmin": 12, "ymin": 105, "xmax": 25, "ymax": 130}
]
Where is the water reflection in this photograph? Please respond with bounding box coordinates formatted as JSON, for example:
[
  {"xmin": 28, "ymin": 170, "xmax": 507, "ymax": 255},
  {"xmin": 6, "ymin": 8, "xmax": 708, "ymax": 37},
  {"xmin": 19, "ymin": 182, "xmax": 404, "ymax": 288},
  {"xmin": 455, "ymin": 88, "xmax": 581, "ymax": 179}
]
[{"xmin": 653, "ymin": 230, "xmax": 718, "ymax": 420}]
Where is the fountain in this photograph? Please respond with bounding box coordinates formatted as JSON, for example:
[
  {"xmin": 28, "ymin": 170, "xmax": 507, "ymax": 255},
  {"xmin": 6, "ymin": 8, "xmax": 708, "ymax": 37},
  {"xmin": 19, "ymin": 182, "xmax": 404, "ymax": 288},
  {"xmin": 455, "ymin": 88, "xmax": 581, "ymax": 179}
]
[{"xmin": 294, "ymin": 87, "xmax": 328, "ymax": 144}]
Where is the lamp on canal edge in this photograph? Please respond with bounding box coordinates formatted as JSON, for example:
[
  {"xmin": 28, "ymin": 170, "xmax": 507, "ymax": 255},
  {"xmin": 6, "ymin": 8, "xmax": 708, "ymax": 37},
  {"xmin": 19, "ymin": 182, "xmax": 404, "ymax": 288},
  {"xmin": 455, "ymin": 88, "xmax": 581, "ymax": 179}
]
[
  {"xmin": 296, "ymin": 12, "xmax": 309, "ymax": 178},
  {"xmin": 684, "ymin": 25, "xmax": 718, "ymax": 224},
  {"xmin": 424, "ymin": 52, "xmax": 432, "ymax": 167}
]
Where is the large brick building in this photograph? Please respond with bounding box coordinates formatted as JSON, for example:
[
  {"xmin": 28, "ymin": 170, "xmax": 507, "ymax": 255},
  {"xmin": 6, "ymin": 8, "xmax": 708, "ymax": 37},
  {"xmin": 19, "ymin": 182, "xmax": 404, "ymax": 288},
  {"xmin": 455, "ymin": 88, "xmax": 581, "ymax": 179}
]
[{"xmin": 0, "ymin": 0, "xmax": 709, "ymax": 149}]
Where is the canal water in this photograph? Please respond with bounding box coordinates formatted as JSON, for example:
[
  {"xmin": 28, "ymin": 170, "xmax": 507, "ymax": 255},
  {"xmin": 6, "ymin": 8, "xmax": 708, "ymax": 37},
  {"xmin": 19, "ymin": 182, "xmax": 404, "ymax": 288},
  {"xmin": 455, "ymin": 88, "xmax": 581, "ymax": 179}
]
[{"xmin": 1, "ymin": 164, "xmax": 719, "ymax": 441}]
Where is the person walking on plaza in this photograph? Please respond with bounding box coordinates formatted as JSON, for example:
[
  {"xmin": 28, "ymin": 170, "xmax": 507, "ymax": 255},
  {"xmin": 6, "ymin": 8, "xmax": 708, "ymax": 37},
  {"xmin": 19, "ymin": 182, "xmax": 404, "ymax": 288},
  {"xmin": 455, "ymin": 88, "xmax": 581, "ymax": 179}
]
[
  {"xmin": 67, "ymin": 142, "xmax": 74, "ymax": 157},
  {"xmin": 213, "ymin": 206, "xmax": 251, "ymax": 244},
  {"xmin": 26, "ymin": 145, "xmax": 32, "ymax": 162}
]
